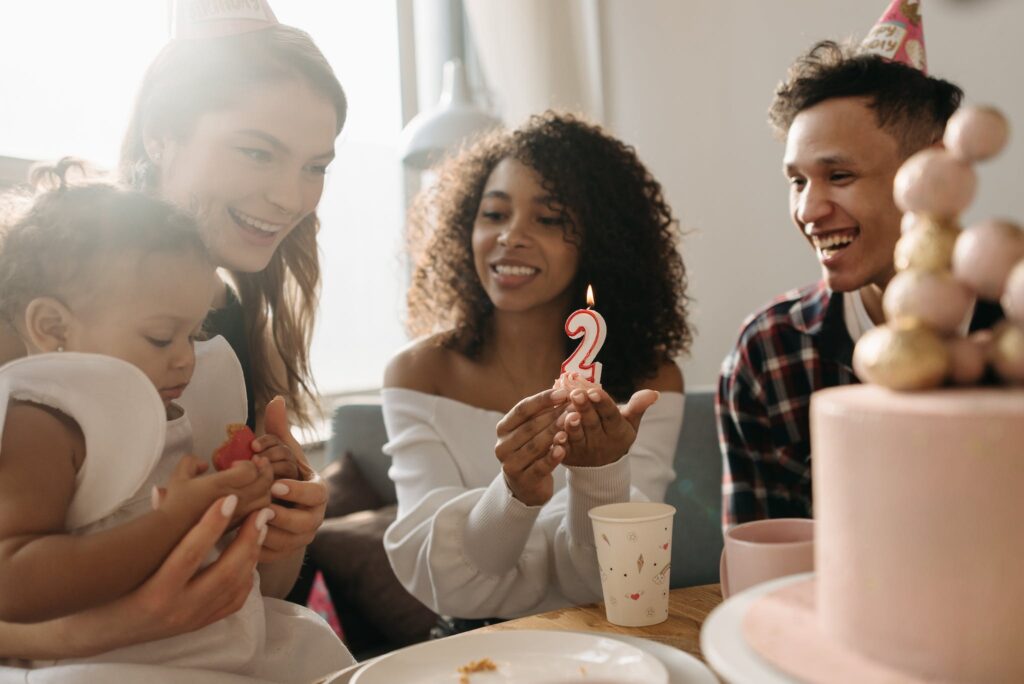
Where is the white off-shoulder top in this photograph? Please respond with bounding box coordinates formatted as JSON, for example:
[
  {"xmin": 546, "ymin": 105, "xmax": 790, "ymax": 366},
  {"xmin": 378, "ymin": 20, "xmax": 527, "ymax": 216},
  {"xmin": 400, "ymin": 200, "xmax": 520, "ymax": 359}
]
[{"xmin": 382, "ymin": 387, "xmax": 684, "ymax": 619}]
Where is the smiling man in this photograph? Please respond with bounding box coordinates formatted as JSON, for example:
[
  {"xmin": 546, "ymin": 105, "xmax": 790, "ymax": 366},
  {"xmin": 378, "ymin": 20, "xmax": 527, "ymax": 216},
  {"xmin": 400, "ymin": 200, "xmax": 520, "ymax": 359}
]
[{"xmin": 716, "ymin": 32, "xmax": 1003, "ymax": 528}]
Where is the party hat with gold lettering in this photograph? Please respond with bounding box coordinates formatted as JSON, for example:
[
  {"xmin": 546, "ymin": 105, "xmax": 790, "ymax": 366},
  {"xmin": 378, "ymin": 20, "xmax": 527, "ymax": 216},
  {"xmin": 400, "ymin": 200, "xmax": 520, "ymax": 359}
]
[
  {"xmin": 172, "ymin": 0, "xmax": 279, "ymax": 40},
  {"xmin": 860, "ymin": 0, "xmax": 927, "ymax": 73}
]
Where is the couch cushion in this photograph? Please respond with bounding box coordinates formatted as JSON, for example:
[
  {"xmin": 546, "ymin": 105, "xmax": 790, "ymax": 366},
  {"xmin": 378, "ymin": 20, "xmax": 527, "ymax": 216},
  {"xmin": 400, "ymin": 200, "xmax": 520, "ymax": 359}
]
[
  {"xmin": 328, "ymin": 404, "xmax": 396, "ymax": 505},
  {"xmin": 309, "ymin": 504, "xmax": 436, "ymax": 651},
  {"xmin": 665, "ymin": 390, "xmax": 723, "ymax": 588},
  {"xmin": 322, "ymin": 451, "xmax": 384, "ymax": 520}
]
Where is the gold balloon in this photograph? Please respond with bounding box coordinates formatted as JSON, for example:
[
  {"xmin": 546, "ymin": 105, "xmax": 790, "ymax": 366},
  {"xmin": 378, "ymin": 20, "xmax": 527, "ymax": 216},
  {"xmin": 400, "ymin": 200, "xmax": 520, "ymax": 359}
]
[
  {"xmin": 853, "ymin": 323, "xmax": 950, "ymax": 390},
  {"xmin": 895, "ymin": 216, "xmax": 961, "ymax": 272},
  {"xmin": 901, "ymin": 213, "xmax": 961, "ymax": 235},
  {"xmin": 990, "ymin": 321, "xmax": 1024, "ymax": 383}
]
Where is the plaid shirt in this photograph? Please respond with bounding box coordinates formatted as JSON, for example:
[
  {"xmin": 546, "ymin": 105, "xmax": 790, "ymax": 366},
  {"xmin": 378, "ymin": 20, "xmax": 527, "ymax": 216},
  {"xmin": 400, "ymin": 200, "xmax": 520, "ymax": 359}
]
[{"xmin": 717, "ymin": 281, "xmax": 1003, "ymax": 529}]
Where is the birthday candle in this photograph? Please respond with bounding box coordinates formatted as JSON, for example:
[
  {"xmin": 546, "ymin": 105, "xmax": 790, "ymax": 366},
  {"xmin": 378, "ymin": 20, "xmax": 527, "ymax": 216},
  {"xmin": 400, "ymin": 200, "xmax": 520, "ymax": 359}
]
[{"xmin": 561, "ymin": 284, "xmax": 607, "ymax": 384}]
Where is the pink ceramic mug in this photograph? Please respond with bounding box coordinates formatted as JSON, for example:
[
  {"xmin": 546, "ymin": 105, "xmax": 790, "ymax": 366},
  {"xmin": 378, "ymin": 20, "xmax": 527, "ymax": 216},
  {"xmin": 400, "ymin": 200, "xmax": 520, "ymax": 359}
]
[{"xmin": 720, "ymin": 518, "xmax": 814, "ymax": 599}]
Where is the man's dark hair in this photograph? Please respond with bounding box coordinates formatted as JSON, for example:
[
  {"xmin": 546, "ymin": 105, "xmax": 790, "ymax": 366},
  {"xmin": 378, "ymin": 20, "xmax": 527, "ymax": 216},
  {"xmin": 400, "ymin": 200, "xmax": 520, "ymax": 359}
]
[{"xmin": 769, "ymin": 40, "xmax": 963, "ymax": 154}]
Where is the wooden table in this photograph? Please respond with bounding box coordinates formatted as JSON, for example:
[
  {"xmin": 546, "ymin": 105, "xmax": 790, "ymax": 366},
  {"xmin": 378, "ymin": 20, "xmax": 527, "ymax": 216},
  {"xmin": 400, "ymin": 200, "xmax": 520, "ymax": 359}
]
[
  {"xmin": 481, "ymin": 584, "xmax": 722, "ymax": 662},
  {"xmin": 324, "ymin": 584, "xmax": 722, "ymax": 682}
]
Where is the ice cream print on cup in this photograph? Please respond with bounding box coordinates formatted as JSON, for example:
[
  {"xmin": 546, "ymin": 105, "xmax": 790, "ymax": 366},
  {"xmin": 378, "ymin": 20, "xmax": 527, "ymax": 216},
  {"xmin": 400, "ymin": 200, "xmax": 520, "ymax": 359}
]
[{"xmin": 589, "ymin": 502, "xmax": 675, "ymax": 627}]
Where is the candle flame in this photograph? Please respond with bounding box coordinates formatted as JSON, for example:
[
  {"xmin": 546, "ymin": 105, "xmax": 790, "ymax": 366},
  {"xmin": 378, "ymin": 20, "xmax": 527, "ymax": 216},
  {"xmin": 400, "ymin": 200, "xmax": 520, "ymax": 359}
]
[{"xmin": 586, "ymin": 284, "xmax": 595, "ymax": 307}]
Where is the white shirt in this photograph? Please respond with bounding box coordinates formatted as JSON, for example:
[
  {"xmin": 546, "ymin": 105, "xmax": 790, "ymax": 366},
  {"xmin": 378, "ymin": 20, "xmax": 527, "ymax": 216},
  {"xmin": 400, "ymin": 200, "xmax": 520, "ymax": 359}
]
[
  {"xmin": 382, "ymin": 387, "xmax": 684, "ymax": 619},
  {"xmin": 843, "ymin": 290, "xmax": 877, "ymax": 344}
]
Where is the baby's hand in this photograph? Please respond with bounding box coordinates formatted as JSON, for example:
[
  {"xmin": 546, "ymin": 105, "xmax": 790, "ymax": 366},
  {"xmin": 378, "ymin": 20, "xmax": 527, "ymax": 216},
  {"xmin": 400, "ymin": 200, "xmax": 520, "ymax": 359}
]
[
  {"xmin": 155, "ymin": 454, "xmax": 274, "ymax": 529},
  {"xmin": 249, "ymin": 434, "xmax": 308, "ymax": 481},
  {"xmin": 212, "ymin": 424, "xmax": 256, "ymax": 471}
]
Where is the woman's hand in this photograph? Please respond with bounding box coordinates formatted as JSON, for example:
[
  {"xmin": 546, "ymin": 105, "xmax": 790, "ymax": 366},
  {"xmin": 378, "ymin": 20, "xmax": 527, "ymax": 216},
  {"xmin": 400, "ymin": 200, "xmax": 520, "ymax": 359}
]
[
  {"xmin": 494, "ymin": 388, "xmax": 569, "ymax": 507},
  {"xmin": 258, "ymin": 477, "xmax": 327, "ymax": 563},
  {"xmin": 55, "ymin": 498, "xmax": 266, "ymax": 658},
  {"xmin": 254, "ymin": 396, "xmax": 323, "ymax": 564},
  {"xmin": 557, "ymin": 388, "xmax": 659, "ymax": 467}
]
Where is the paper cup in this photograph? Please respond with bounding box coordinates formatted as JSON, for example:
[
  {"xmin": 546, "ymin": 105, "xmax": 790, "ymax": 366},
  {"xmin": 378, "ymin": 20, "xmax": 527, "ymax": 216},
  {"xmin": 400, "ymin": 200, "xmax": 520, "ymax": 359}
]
[
  {"xmin": 721, "ymin": 518, "xmax": 814, "ymax": 599},
  {"xmin": 589, "ymin": 502, "xmax": 675, "ymax": 627}
]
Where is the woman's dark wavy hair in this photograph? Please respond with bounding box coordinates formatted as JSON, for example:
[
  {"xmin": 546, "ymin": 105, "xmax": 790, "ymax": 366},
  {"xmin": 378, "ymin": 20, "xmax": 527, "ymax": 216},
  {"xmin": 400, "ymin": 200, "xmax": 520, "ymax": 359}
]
[
  {"xmin": 769, "ymin": 40, "xmax": 962, "ymax": 154},
  {"xmin": 120, "ymin": 25, "xmax": 346, "ymax": 426},
  {"xmin": 405, "ymin": 111, "xmax": 692, "ymax": 401}
]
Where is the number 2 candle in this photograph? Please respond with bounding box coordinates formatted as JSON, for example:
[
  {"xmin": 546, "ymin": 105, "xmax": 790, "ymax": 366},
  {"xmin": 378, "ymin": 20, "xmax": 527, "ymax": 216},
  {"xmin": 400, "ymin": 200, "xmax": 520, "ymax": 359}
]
[{"xmin": 561, "ymin": 284, "xmax": 607, "ymax": 384}]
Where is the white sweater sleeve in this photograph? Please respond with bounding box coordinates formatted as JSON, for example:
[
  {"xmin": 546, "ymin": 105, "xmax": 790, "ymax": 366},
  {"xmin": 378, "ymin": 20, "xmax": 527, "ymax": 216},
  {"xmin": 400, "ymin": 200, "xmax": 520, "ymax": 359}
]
[{"xmin": 382, "ymin": 390, "xmax": 684, "ymax": 619}]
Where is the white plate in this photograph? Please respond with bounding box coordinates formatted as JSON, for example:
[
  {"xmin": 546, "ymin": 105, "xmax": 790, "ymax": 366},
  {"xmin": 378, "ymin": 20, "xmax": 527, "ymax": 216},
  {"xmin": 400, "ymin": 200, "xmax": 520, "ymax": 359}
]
[
  {"xmin": 700, "ymin": 573, "xmax": 811, "ymax": 684},
  {"xmin": 350, "ymin": 629, "xmax": 669, "ymax": 684},
  {"xmin": 327, "ymin": 631, "xmax": 717, "ymax": 684},
  {"xmin": 604, "ymin": 634, "xmax": 719, "ymax": 684}
]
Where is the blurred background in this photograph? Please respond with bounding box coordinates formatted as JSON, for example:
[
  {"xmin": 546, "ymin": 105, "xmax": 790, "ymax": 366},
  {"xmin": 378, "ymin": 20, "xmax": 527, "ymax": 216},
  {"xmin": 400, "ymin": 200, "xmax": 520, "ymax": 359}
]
[{"xmin": 1, "ymin": 0, "xmax": 1021, "ymax": 409}]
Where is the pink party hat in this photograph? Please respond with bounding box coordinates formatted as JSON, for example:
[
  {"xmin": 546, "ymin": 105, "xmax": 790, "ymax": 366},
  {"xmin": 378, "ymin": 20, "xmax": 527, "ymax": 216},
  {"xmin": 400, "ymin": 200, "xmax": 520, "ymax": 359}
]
[
  {"xmin": 172, "ymin": 0, "xmax": 279, "ymax": 40},
  {"xmin": 860, "ymin": 0, "xmax": 927, "ymax": 73}
]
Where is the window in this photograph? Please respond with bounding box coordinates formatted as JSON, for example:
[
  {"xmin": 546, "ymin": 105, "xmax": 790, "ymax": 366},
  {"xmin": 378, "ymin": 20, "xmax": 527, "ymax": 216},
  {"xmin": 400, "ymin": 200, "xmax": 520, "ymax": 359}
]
[
  {"xmin": 275, "ymin": 2, "xmax": 407, "ymax": 396},
  {"xmin": 0, "ymin": 1, "xmax": 166, "ymax": 165},
  {"xmin": 0, "ymin": 1, "xmax": 409, "ymax": 397}
]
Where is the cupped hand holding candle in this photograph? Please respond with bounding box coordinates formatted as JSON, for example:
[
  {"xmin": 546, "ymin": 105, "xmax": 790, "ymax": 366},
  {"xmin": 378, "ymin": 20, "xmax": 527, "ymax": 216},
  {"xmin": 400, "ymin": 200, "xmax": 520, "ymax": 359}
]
[
  {"xmin": 556, "ymin": 387, "xmax": 660, "ymax": 468},
  {"xmin": 553, "ymin": 285, "xmax": 660, "ymax": 468}
]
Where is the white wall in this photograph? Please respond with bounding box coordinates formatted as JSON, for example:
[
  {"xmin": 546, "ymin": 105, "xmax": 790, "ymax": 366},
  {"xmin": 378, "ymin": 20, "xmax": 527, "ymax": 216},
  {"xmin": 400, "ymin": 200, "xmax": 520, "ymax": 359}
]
[
  {"xmin": 274, "ymin": 2, "xmax": 409, "ymax": 395},
  {"xmin": 0, "ymin": 1, "xmax": 166, "ymax": 165},
  {"xmin": 465, "ymin": 0, "xmax": 604, "ymax": 122},
  {"xmin": 598, "ymin": 0, "xmax": 1024, "ymax": 390}
]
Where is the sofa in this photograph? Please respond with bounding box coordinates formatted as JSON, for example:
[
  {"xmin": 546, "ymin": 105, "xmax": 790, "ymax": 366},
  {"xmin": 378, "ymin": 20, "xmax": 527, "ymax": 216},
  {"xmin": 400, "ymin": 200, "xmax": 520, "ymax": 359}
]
[{"xmin": 298, "ymin": 390, "xmax": 723, "ymax": 658}]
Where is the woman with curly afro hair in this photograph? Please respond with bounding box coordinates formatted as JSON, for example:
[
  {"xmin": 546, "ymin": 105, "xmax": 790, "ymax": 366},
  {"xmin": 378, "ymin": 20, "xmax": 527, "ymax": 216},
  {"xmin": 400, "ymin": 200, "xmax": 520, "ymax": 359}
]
[{"xmin": 382, "ymin": 111, "xmax": 692, "ymax": 628}]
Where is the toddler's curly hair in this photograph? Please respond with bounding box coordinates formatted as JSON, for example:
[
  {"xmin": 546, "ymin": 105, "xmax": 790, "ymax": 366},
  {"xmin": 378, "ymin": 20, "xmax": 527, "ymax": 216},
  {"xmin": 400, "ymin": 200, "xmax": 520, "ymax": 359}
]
[{"xmin": 0, "ymin": 158, "xmax": 208, "ymax": 329}]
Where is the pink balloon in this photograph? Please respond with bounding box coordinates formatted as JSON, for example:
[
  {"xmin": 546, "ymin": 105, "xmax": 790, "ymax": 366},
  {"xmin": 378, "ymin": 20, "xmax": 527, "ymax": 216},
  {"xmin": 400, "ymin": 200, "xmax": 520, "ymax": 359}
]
[
  {"xmin": 944, "ymin": 106, "xmax": 1010, "ymax": 163},
  {"xmin": 969, "ymin": 329, "xmax": 995, "ymax": 356},
  {"xmin": 893, "ymin": 149, "xmax": 976, "ymax": 216},
  {"xmin": 883, "ymin": 270, "xmax": 973, "ymax": 334},
  {"xmin": 947, "ymin": 336, "xmax": 987, "ymax": 385},
  {"xmin": 952, "ymin": 219, "xmax": 1024, "ymax": 300}
]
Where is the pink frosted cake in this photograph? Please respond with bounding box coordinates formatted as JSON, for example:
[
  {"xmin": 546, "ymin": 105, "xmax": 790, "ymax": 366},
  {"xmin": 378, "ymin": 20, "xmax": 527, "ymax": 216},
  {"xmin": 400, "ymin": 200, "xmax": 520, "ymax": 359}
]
[
  {"xmin": 811, "ymin": 384, "xmax": 1024, "ymax": 681},
  {"xmin": 803, "ymin": 102, "xmax": 1024, "ymax": 681},
  {"xmin": 741, "ymin": 386, "xmax": 1024, "ymax": 683}
]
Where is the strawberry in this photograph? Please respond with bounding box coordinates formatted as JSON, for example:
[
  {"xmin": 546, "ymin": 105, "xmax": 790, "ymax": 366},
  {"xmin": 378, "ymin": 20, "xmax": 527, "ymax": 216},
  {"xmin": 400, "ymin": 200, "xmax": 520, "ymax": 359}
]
[{"xmin": 212, "ymin": 423, "xmax": 256, "ymax": 471}]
